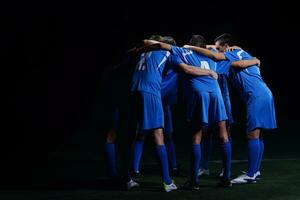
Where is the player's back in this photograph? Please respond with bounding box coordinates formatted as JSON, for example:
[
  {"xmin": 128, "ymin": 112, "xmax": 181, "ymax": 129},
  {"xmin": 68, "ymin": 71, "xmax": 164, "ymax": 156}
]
[
  {"xmin": 224, "ymin": 49, "xmax": 270, "ymax": 98},
  {"xmin": 171, "ymin": 46, "xmax": 219, "ymax": 92},
  {"xmin": 131, "ymin": 50, "xmax": 170, "ymax": 97}
]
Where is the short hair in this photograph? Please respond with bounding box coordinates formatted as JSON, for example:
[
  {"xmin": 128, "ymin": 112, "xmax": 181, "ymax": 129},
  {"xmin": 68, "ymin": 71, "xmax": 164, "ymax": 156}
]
[
  {"xmin": 214, "ymin": 33, "xmax": 233, "ymax": 46},
  {"xmin": 149, "ymin": 34, "xmax": 163, "ymax": 42},
  {"xmin": 189, "ymin": 35, "xmax": 206, "ymax": 48},
  {"xmin": 161, "ymin": 36, "xmax": 176, "ymax": 45}
]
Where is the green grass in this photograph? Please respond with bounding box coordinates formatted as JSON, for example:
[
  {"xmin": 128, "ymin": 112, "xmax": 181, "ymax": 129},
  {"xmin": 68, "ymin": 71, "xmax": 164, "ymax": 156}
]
[{"xmin": 1, "ymin": 159, "xmax": 300, "ymax": 200}]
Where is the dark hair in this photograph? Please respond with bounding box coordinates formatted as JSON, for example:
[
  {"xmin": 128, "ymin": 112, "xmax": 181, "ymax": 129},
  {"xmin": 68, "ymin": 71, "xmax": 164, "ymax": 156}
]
[
  {"xmin": 149, "ymin": 34, "xmax": 163, "ymax": 42},
  {"xmin": 214, "ymin": 33, "xmax": 233, "ymax": 46},
  {"xmin": 161, "ymin": 36, "xmax": 176, "ymax": 45},
  {"xmin": 189, "ymin": 35, "xmax": 206, "ymax": 48}
]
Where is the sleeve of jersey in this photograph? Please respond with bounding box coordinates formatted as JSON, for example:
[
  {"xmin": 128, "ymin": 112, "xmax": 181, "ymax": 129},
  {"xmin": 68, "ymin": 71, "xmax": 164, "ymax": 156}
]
[
  {"xmin": 170, "ymin": 45, "xmax": 182, "ymax": 56},
  {"xmin": 224, "ymin": 50, "xmax": 241, "ymax": 62},
  {"xmin": 169, "ymin": 55, "xmax": 184, "ymax": 67}
]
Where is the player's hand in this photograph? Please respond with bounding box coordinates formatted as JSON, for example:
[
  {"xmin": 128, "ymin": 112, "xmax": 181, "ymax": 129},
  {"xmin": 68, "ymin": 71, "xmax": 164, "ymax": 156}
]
[
  {"xmin": 183, "ymin": 44, "xmax": 193, "ymax": 49},
  {"xmin": 254, "ymin": 57, "xmax": 261, "ymax": 67},
  {"xmin": 226, "ymin": 46, "xmax": 241, "ymax": 52},
  {"xmin": 210, "ymin": 71, "xmax": 218, "ymax": 80}
]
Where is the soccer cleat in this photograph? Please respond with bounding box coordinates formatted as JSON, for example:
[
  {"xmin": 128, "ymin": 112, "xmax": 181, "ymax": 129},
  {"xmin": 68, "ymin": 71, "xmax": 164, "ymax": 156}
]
[
  {"xmin": 132, "ymin": 171, "xmax": 143, "ymax": 181},
  {"xmin": 255, "ymin": 171, "xmax": 262, "ymax": 180},
  {"xmin": 198, "ymin": 168, "xmax": 210, "ymax": 176},
  {"xmin": 231, "ymin": 174, "xmax": 257, "ymax": 184},
  {"xmin": 180, "ymin": 180, "xmax": 200, "ymax": 190},
  {"xmin": 217, "ymin": 178, "xmax": 232, "ymax": 187},
  {"xmin": 163, "ymin": 180, "xmax": 177, "ymax": 192},
  {"xmin": 127, "ymin": 179, "xmax": 140, "ymax": 190},
  {"xmin": 219, "ymin": 169, "xmax": 224, "ymax": 177},
  {"xmin": 241, "ymin": 170, "xmax": 261, "ymax": 180}
]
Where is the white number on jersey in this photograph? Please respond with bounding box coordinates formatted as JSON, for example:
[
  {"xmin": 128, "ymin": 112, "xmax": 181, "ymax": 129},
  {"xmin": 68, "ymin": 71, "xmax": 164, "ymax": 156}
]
[
  {"xmin": 200, "ymin": 61, "xmax": 210, "ymax": 69},
  {"xmin": 136, "ymin": 52, "xmax": 152, "ymax": 71}
]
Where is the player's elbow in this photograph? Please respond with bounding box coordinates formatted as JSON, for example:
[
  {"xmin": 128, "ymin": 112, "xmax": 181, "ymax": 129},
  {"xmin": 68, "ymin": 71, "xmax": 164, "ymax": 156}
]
[
  {"xmin": 231, "ymin": 61, "xmax": 244, "ymax": 68},
  {"xmin": 214, "ymin": 53, "xmax": 226, "ymax": 61}
]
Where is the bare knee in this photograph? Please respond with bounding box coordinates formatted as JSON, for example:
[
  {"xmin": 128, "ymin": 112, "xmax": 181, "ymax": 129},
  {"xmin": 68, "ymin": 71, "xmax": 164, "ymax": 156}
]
[
  {"xmin": 217, "ymin": 121, "xmax": 229, "ymax": 143},
  {"xmin": 192, "ymin": 129, "xmax": 202, "ymax": 144},
  {"xmin": 106, "ymin": 129, "xmax": 117, "ymax": 143},
  {"xmin": 154, "ymin": 128, "xmax": 164, "ymax": 145},
  {"xmin": 247, "ymin": 129, "xmax": 261, "ymax": 140}
]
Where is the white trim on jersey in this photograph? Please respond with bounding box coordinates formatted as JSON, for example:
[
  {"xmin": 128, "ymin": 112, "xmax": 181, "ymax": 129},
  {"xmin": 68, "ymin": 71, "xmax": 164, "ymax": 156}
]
[{"xmin": 157, "ymin": 51, "xmax": 171, "ymax": 69}]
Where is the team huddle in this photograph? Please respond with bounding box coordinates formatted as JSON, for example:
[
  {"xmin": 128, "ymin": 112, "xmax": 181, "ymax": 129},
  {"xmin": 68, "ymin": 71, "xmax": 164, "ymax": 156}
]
[{"xmin": 102, "ymin": 33, "xmax": 277, "ymax": 192}]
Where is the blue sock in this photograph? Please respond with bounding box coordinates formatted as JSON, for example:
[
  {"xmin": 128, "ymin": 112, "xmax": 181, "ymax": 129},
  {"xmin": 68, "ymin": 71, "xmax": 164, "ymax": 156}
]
[
  {"xmin": 220, "ymin": 141, "xmax": 231, "ymax": 179},
  {"xmin": 191, "ymin": 144, "xmax": 201, "ymax": 183},
  {"xmin": 165, "ymin": 138, "xmax": 177, "ymax": 170},
  {"xmin": 200, "ymin": 137, "xmax": 212, "ymax": 170},
  {"xmin": 132, "ymin": 140, "xmax": 144, "ymax": 173},
  {"xmin": 247, "ymin": 138, "xmax": 260, "ymax": 177},
  {"xmin": 156, "ymin": 145, "xmax": 172, "ymax": 184},
  {"xmin": 256, "ymin": 139, "xmax": 264, "ymax": 172},
  {"xmin": 104, "ymin": 142, "xmax": 118, "ymax": 177}
]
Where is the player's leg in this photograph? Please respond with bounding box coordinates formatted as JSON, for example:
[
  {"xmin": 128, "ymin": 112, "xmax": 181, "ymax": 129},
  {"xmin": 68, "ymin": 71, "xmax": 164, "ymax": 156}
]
[
  {"xmin": 104, "ymin": 106, "xmax": 119, "ymax": 178},
  {"xmin": 216, "ymin": 120, "xmax": 232, "ymax": 187},
  {"xmin": 142, "ymin": 92, "xmax": 177, "ymax": 192},
  {"xmin": 153, "ymin": 128, "xmax": 173, "ymax": 184},
  {"xmin": 246, "ymin": 129, "xmax": 261, "ymax": 178},
  {"xmin": 131, "ymin": 133, "xmax": 145, "ymax": 177},
  {"xmin": 105, "ymin": 129, "xmax": 118, "ymax": 178},
  {"xmin": 163, "ymin": 104, "xmax": 178, "ymax": 175},
  {"xmin": 198, "ymin": 126, "xmax": 212, "ymax": 176},
  {"xmin": 191, "ymin": 126, "xmax": 202, "ymax": 188},
  {"xmin": 122, "ymin": 92, "xmax": 140, "ymax": 189},
  {"xmin": 153, "ymin": 128, "xmax": 177, "ymax": 192},
  {"xmin": 255, "ymin": 132, "xmax": 264, "ymax": 179},
  {"xmin": 231, "ymin": 128, "xmax": 261, "ymax": 184},
  {"xmin": 209, "ymin": 90, "xmax": 231, "ymax": 186}
]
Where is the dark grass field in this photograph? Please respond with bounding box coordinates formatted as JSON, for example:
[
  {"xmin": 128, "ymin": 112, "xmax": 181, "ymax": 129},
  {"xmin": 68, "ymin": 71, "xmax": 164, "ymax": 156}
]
[
  {"xmin": 1, "ymin": 159, "xmax": 300, "ymax": 200},
  {"xmin": 1, "ymin": 120, "xmax": 300, "ymax": 200}
]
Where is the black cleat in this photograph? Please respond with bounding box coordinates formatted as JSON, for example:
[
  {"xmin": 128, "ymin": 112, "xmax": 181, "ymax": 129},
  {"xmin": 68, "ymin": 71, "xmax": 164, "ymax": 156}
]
[
  {"xmin": 180, "ymin": 180, "xmax": 200, "ymax": 190},
  {"xmin": 217, "ymin": 178, "xmax": 232, "ymax": 188}
]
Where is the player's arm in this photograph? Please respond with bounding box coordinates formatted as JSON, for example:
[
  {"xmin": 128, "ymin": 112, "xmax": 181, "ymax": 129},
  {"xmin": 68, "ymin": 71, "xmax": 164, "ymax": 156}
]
[
  {"xmin": 143, "ymin": 39, "xmax": 172, "ymax": 51},
  {"xmin": 183, "ymin": 45, "xmax": 226, "ymax": 60},
  {"xmin": 128, "ymin": 42, "xmax": 162, "ymax": 54},
  {"xmin": 206, "ymin": 45, "xmax": 217, "ymax": 49},
  {"xmin": 134, "ymin": 43, "xmax": 162, "ymax": 53},
  {"xmin": 177, "ymin": 63, "xmax": 218, "ymax": 80},
  {"xmin": 226, "ymin": 46, "xmax": 242, "ymax": 52},
  {"xmin": 231, "ymin": 57, "xmax": 260, "ymax": 68}
]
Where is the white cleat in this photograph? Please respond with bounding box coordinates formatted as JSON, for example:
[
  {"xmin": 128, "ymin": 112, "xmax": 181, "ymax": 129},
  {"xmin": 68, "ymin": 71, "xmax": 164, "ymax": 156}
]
[
  {"xmin": 198, "ymin": 168, "xmax": 210, "ymax": 176},
  {"xmin": 219, "ymin": 169, "xmax": 224, "ymax": 177},
  {"xmin": 127, "ymin": 179, "xmax": 140, "ymax": 190},
  {"xmin": 241, "ymin": 170, "xmax": 261, "ymax": 180},
  {"xmin": 163, "ymin": 180, "xmax": 178, "ymax": 192},
  {"xmin": 255, "ymin": 171, "xmax": 261, "ymax": 180},
  {"xmin": 231, "ymin": 174, "xmax": 257, "ymax": 184}
]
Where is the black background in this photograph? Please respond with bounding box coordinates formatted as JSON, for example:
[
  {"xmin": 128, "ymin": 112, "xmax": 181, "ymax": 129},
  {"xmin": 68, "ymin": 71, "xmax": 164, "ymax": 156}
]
[{"xmin": 1, "ymin": 1, "xmax": 299, "ymax": 187}]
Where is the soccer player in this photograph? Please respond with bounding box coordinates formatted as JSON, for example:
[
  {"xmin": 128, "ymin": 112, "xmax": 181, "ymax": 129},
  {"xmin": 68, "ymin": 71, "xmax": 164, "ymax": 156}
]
[
  {"xmin": 144, "ymin": 35, "xmax": 232, "ymax": 188},
  {"xmin": 130, "ymin": 35, "xmax": 181, "ymax": 179},
  {"xmin": 198, "ymin": 47, "xmax": 257, "ymax": 177},
  {"xmin": 184, "ymin": 33, "xmax": 276, "ymax": 184},
  {"xmin": 102, "ymin": 54, "xmax": 135, "ymax": 184},
  {"xmin": 127, "ymin": 35, "xmax": 218, "ymax": 192}
]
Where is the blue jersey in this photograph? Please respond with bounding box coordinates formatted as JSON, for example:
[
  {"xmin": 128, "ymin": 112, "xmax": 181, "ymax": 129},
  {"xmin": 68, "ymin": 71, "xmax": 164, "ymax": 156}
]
[
  {"xmin": 224, "ymin": 49, "xmax": 269, "ymax": 99},
  {"xmin": 171, "ymin": 46, "xmax": 227, "ymax": 124},
  {"xmin": 131, "ymin": 50, "xmax": 171, "ymax": 97},
  {"xmin": 171, "ymin": 46, "xmax": 219, "ymax": 92},
  {"xmin": 209, "ymin": 48, "xmax": 232, "ymax": 76},
  {"xmin": 224, "ymin": 49, "xmax": 276, "ymax": 131},
  {"xmin": 161, "ymin": 56, "xmax": 179, "ymax": 105}
]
